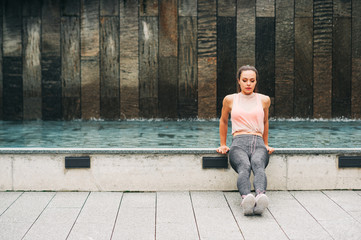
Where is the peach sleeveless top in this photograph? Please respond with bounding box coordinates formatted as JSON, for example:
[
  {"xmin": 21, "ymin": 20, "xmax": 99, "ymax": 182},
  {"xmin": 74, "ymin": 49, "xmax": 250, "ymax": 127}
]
[{"xmin": 231, "ymin": 93, "xmax": 264, "ymax": 135}]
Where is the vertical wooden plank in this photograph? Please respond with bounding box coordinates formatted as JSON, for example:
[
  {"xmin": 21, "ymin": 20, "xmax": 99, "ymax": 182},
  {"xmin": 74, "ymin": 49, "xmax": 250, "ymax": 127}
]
[
  {"xmin": 140, "ymin": 0, "xmax": 158, "ymax": 16},
  {"xmin": 23, "ymin": 0, "xmax": 41, "ymax": 17},
  {"xmin": 352, "ymin": 1, "xmax": 361, "ymax": 118},
  {"xmin": 81, "ymin": 0, "xmax": 100, "ymax": 119},
  {"xmin": 139, "ymin": 17, "xmax": 159, "ymax": 118},
  {"xmin": 159, "ymin": 0, "xmax": 178, "ymax": 118},
  {"xmin": 217, "ymin": 16, "xmax": 236, "ymax": 117},
  {"xmin": 42, "ymin": 0, "xmax": 62, "ymax": 120},
  {"xmin": 313, "ymin": 0, "xmax": 332, "ymax": 118},
  {"xmin": 100, "ymin": 0, "xmax": 119, "ymax": 16},
  {"xmin": 100, "ymin": 17, "xmax": 120, "ymax": 119},
  {"xmin": 23, "ymin": 17, "xmax": 42, "ymax": 120},
  {"xmin": 218, "ymin": 0, "xmax": 236, "ymax": 17},
  {"xmin": 275, "ymin": 0, "xmax": 294, "ymax": 117},
  {"xmin": 333, "ymin": 17, "xmax": 351, "ymax": 117},
  {"xmin": 179, "ymin": 0, "xmax": 196, "ymax": 17},
  {"xmin": 120, "ymin": 0, "xmax": 139, "ymax": 119},
  {"xmin": 62, "ymin": 0, "xmax": 80, "ymax": 16},
  {"xmin": 237, "ymin": 0, "xmax": 256, "ymax": 68},
  {"xmin": 256, "ymin": 0, "xmax": 275, "ymax": 17},
  {"xmin": 256, "ymin": 17, "xmax": 275, "ymax": 109},
  {"xmin": 0, "ymin": 6, "xmax": 2, "ymax": 120},
  {"xmin": 295, "ymin": 0, "xmax": 313, "ymax": 17},
  {"xmin": 61, "ymin": 17, "xmax": 81, "ymax": 120},
  {"xmin": 3, "ymin": 0, "xmax": 23, "ymax": 120},
  {"xmin": 178, "ymin": 16, "xmax": 197, "ymax": 118},
  {"xmin": 294, "ymin": 17, "xmax": 313, "ymax": 118},
  {"xmin": 198, "ymin": 0, "xmax": 217, "ymax": 118}
]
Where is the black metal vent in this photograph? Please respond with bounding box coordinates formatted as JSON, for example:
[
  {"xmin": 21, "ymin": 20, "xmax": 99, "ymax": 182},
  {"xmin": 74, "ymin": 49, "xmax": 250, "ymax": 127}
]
[
  {"xmin": 65, "ymin": 156, "xmax": 91, "ymax": 169},
  {"xmin": 202, "ymin": 156, "xmax": 228, "ymax": 169},
  {"xmin": 338, "ymin": 156, "xmax": 361, "ymax": 168}
]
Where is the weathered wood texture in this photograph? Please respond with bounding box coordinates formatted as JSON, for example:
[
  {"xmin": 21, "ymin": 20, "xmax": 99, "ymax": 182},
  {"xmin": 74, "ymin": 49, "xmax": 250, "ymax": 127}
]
[
  {"xmin": 1, "ymin": 0, "xmax": 361, "ymax": 120},
  {"xmin": 217, "ymin": 16, "xmax": 236, "ymax": 117},
  {"xmin": 333, "ymin": 16, "xmax": 351, "ymax": 118},
  {"xmin": 237, "ymin": 0, "xmax": 256, "ymax": 67},
  {"xmin": 275, "ymin": 0, "xmax": 294, "ymax": 117},
  {"xmin": 352, "ymin": 1, "xmax": 361, "ymax": 118},
  {"xmin": 159, "ymin": 0, "xmax": 178, "ymax": 118},
  {"xmin": 120, "ymin": 0, "xmax": 139, "ymax": 119},
  {"xmin": 198, "ymin": 0, "xmax": 217, "ymax": 118},
  {"xmin": 61, "ymin": 17, "xmax": 81, "ymax": 120},
  {"xmin": 100, "ymin": 17, "xmax": 120, "ymax": 119},
  {"xmin": 81, "ymin": 0, "xmax": 100, "ymax": 120},
  {"xmin": 313, "ymin": 0, "xmax": 333, "ymax": 118},
  {"xmin": 139, "ymin": 17, "xmax": 159, "ymax": 118},
  {"xmin": 178, "ymin": 17, "xmax": 197, "ymax": 118},
  {"xmin": 23, "ymin": 17, "xmax": 42, "ymax": 120}
]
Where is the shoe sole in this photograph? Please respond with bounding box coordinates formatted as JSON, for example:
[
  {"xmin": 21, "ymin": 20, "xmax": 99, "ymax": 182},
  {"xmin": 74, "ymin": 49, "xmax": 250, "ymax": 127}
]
[
  {"xmin": 242, "ymin": 194, "xmax": 256, "ymax": 216},
  {"xmin": 254, "ymin": 194, "xmax": 269, "ymax": 215}
]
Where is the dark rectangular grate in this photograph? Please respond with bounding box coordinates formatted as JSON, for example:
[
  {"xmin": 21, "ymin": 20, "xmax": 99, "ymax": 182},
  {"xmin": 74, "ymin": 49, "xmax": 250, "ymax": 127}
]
[
  {"xmin": 65, "ymin": 156, "xmax": 91, "ymax": 169},
  {"xmin": 202, "ymin": 156, "xmax": 228, "ymax": 169},
  {"xmin": 338, "ymin": 156, "xmax": 361, "ymax": 168}
]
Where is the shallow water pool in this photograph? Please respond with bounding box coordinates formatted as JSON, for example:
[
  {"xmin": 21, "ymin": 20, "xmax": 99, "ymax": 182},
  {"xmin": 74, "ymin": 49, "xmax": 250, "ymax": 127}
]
[{"xmin": 0, "ymin": 119, "xmax": 360, "ymax": 148}]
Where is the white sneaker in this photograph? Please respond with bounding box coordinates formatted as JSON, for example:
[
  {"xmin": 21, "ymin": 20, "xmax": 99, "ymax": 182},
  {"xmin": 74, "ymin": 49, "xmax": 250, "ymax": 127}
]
[
  {"xmin": 254, "ymin": 194, "xmax": 269, "ymax": 215},
  {"xmin": 241, "ymin": 194, "xmax": 256, "ymax": 216}
]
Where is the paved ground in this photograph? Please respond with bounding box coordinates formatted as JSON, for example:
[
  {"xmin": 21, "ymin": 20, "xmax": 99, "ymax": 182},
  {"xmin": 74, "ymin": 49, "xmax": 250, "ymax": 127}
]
[{"xmin": 0, "ymin": 191, "xmax": 361, "ymax": 240}]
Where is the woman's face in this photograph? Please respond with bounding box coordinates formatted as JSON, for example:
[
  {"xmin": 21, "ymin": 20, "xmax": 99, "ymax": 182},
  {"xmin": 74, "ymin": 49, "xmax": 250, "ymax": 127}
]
[{"xmin": 238, "ymin": 70, "xmax": 257, "ymax": 95}]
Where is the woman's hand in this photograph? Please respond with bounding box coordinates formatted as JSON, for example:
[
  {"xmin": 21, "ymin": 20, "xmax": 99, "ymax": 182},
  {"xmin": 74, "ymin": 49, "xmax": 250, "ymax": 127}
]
[
  {"xmin": 266, "ymin": 145, "xmax": 274, "ymax": 154},
  {"xmin": 217, "ymin": 145, "xmax": 230, "ymax": 154}
]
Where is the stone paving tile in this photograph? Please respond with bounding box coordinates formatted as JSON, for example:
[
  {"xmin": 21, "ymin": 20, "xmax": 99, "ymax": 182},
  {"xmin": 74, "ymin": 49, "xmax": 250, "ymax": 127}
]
[{"xmin": 1, "ymin": 190, "xmax": 360, "ymax": 240}]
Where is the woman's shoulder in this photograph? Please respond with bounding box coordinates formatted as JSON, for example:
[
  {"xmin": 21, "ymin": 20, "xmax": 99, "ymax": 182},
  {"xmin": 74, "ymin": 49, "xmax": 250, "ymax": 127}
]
[
  {"xmin": 256, "ymin": 93, "xmax": 271, "ymax": 107},
  {"xmin": 224, "ymin": 93, "xmax": 237, "ymax": 101}
]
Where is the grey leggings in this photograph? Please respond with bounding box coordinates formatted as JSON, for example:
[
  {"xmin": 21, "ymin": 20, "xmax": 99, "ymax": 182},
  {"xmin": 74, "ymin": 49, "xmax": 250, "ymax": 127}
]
[{"xmin": 229, "ymin": 135, "xmax": 269, "ymax": 196}]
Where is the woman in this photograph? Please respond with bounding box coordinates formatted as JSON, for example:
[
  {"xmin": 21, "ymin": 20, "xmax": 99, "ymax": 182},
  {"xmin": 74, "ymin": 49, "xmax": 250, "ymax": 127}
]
[{"xmin": 217, "ymin": 65, "xmax": 274, "ymax": 216}]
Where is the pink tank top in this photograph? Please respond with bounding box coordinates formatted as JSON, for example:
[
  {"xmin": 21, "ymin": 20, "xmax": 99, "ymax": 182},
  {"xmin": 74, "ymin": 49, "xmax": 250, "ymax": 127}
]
[{"xmin": 231, "ymin": 93, "xmax": 264, "ymax": 135}]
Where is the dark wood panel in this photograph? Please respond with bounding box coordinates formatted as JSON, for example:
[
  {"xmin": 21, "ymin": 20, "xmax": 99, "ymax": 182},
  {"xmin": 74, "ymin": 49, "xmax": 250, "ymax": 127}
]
[
  {"xmin": 42, "ymin": 56, "xmax": 62, "ymax": 120},
  {"xmin": 332, "ymin": 17, "xmax": 351, "ymax": 118},
  {"xmin": 81, "ymin": 57, "xmax": 100, "ymax": 119},
  {"xmin": 140, "ymin": 0, "xmax": 158, "ymax": 17},
  {"xmin": 61, "ymin": 17, "xmax": 81, "ymax": 120},
  {"xmin": 139, "ymin": 17, "xmax": 158, "ymax": 118},
  {"xmin": 120, "ymin": 0, "xmax": 139, "ymax": 119},
  {"xmin": 313, "ymin": 0, "xmax": 332, "ymax": 118},
  {"xmin": 198, "ymin": 0, "xmax": 217, "ymax": 118},
  {"xmin": 42, "ymin": 0, "xmax": 61, "ymax": 56},
  {"xmin": 217, "ymin": 17, "xmax": 236, "ymax": 117},
  {"xmin": 23, "ymin": 17, "xmax": 42, "ymax": 120},
  {"xmin": 218, "ymin": 0, "xmax": 236, "ymax": 17},
  {"xmin": 256, "ymin": 17, "xmax": 275, "ymax": 98},
  {"xmin": 100, "ymin": 17, "xmax": 120, "ymax": 119},
  {"xmin": 80, "ymin": 0, "xmax": 99, "ymax": 57},
  {"xmin": 62, "ymin": 0, "xmax": 80, "ymax": 16},
  {"xmin": 3, "ymin": 57, "xmax": 23, "ymax": 120},
  {"xmin": 275, "ymin": 0, "xmax": 294, "ymax": 117},
  {"xmin": 159, "ymin": 57, "xmax": 178, "ymax": 118},
  {"xmin": 295, "ymin": 0, "xmax": 313, "ymax": 17},
  {"xmin": 197, "ymin": 0, "xmax": 216, "ymax": 58},
  {"xmin": 334, "ymin": 0, "xmax": 351, "ymax": 17},
  {"xmin": 3, "ymin": 0, "xmax": 22, "ymax": 56},
  {"xmin": 23, "ymin": 0, "xmax": 41, "ymax": 17},
  {"xmin": 158, "ymin": 0, "xmax": 177, "ymax": 118},
  {"xmin": 178, "ymin": 17, "xmax": 197, "ymax": 118},
  {"xmin": 237, "ymin": 0, "xmax": 256, "ymax": 67},
  {"xmin": 0, "ymin": 16, "xmax": 2, "ymax": 119},
  {"xmin": 256, "ymin": 0, "xmax": 274, "ymax": 17},
  {"xmin": 179, "ymin": 0, "xmax": 197, "ymax": 17},
  {"xmin": 100, "ymin": 0, "xmax": 119, "ymax": 16},
  {"xmin": 294, "ymin": 17, "xmax": 313, "ymax": 118},
  {"xmin": 352, "ymin": 1, "xmax": 361, "ymax": 118}
]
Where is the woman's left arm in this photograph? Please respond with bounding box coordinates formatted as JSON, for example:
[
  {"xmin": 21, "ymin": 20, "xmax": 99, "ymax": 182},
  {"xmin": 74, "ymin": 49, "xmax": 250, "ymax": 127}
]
[{"xmin": 263, "ymin": 96, "xmax": 274, "ymax": 154}]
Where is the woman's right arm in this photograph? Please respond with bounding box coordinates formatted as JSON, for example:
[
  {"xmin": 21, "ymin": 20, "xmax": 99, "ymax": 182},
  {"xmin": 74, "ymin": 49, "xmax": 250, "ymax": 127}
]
[{"xmin": 217, "ymin": 95, "xmax": 232, "ymax": 154}]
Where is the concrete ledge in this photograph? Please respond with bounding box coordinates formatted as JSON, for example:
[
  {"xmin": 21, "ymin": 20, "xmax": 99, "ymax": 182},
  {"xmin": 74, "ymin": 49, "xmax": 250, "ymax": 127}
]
[{"xmin": 1, "ymin": 148, "xmax": 361, "ymax": 191}]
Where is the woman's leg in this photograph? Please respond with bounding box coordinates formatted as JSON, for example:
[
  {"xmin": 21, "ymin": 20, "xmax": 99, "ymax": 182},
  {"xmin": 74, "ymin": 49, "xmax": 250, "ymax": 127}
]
[{"xmin": 250, "ymin": 138, "xmax": 269, "ymax": 195}]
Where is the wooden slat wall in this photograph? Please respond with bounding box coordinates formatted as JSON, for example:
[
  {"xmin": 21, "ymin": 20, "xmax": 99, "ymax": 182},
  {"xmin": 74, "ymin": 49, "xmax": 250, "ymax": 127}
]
[
  {"xmin": 197, "ymin": 0, "xmax": 217, "ymax": 118},
  {"xmin": 352, "ymin": 0, "xmax": 361, "ymax": 118},
  {"xmin": 1, "ymin": 0, "xmax": 361, "ymax": 120},
  {"xmin": 294, "ymin": 0, "xmax": 313, "ymax": 118}
]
